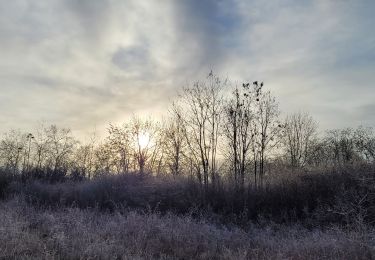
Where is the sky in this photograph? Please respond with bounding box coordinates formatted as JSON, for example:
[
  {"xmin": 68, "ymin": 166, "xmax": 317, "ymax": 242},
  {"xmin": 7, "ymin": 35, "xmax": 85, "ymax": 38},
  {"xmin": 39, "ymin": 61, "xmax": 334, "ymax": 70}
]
[{"xmin": 0, "ymin": 0, "xmax": 374, "ymax": 139}]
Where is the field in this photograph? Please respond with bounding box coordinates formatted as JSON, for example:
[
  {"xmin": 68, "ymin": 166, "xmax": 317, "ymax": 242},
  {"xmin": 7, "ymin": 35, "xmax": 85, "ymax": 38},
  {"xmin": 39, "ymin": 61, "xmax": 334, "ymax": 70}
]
[
  {"xmin": 1, "ymin": 197, "xmax": 374, "ymax": 260},
  {"xmin": 1, "ymin": 166, "xmax": 375, "ymax": 259}
]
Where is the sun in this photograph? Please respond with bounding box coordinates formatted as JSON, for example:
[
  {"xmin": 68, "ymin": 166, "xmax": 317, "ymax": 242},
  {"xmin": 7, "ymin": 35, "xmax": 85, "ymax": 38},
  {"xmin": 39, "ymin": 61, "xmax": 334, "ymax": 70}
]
[{"xmin": 138, "ymin": 132, "xmax": 150, "ymax": 149}]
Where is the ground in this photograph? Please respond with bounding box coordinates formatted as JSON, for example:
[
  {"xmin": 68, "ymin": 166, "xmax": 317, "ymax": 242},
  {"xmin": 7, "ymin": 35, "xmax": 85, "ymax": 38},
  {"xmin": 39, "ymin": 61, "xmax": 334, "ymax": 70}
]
[{"xmin": 1, "ymin": 197, "xmax": 374, "ymax": 260}]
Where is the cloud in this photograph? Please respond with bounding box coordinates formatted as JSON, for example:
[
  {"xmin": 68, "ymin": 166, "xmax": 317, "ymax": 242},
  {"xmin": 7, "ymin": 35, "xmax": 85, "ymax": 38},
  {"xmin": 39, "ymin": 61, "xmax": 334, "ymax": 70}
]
[
  {"xmin": 171, "ymin": 0, "xmax": 241, "ymax": 69},
  {"xmin": 0, "ymin": 0, "xmax": 374, "ymax": 138}
]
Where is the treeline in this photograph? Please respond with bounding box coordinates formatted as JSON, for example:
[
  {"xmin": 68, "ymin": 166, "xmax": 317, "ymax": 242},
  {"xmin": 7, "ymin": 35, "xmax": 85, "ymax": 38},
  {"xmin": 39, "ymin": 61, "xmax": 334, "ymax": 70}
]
[{"xmin": 1, "ymin": 74, "xmax": 374, "ymax": 188}]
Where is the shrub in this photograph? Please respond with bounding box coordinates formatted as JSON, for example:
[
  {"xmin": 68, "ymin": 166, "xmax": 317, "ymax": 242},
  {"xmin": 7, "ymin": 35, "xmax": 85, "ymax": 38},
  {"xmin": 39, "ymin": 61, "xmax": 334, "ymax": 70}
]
[
  {"xmin": 11, "ymin": 164, "xmax": 375, "ymax": 226},
  {"xmin": 0, "ymin": 169, "xmax": 14, "ymax": 199},
  {"xmin": 21, "ymin": 167, "xmax": 70, "ymax": 183},
  {"xmin": 21, "ymin": 173, "xmax": 202, "ymax": 214}
]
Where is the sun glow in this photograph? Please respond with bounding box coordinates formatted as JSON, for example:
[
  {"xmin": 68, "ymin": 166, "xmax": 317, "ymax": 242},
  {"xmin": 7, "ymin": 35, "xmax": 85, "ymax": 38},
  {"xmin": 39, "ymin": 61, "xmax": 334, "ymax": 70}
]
[{"xmin": 138, "ymin": 132, "xmax": 150, "ymax": 149}]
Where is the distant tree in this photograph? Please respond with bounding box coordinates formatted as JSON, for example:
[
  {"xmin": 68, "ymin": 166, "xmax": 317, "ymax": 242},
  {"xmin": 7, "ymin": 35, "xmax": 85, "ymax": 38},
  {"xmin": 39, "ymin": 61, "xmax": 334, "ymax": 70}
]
[
  {"xmin": 32, "ymin": 125, "xmax": 50, "ymax": 170},
  {"xmin": 74, "ymin": 133, "xmax": 97, "ymax": 179},
  {"xmin": 93, "ymin": 142, "xmax": 114, "ymax": 175},
  {"xmin": 130, "ymin": 117, "xmax": 159, "ymax": 174},
  {"xmin": 164, "ymin": 107, "xmax": 188, "ymax": 176},
  {"xmin": 0, "ymin": 130, "xmax": 26, "ymax": 174},
  {"xmin": 22, "ymin": 133, "xmax": 34, "ymax": 172},
  {"xmin": 325, "ymin": 128, "xmax": 357, "ymax": 167},
  {"xmin": 146, "ymin": 121, "xmax": 165, "ymax": 175},
  {"xmin": 44, "ymin": 125, "xmax": 77, "ymax": 173},
  {"xmin": 284, "ymin": 112, "xmax": 318, "ymax": 168},
  {"xmin": 306, "ymin": 139, "xmax": 330, "ymax": 167},
  {"xmin": 354, "ymin": 126, "xmax": 375, "ymax": 162},
  {"xmin": 107, "ymin": 124, "xmax": 132, "ymax": 174}
]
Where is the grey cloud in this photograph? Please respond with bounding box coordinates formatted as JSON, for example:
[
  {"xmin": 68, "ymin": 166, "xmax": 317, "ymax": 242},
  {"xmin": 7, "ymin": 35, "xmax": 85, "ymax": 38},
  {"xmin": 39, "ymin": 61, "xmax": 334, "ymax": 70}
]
[
  {"xmin": 171, "ymin": 0, "xmax": 242, "ymax": 73},
  {"xmin": 112, "ymin": 46, "xmax": 152, "ymax": 76},
  {"xmin": 0, "ymin": 0, "xmax": 374, "ymax": 138},
  {"xmin": 63, "ymin": 0, "xmax": 112, "ymax": 39}
]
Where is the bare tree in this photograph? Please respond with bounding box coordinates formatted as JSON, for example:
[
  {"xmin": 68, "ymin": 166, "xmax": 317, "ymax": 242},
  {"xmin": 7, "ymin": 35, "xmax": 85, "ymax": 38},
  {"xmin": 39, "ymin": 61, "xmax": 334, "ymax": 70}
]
[
  {"xmin": 223, "ymin": 83, "xmax": 255, "ymax": 189},
  {"xmin": 325, "ymin": 128, "xmax": 357, "ymax": 167},
  {"xmin": 305, "ymin": 138, "xmax": 330, "ymax": 167},
  {"xmin": 251, "ymin": 82, "xmax": 282, "ymax": 188},
  {"xmin": 44, "ymin": 125, "xmax": 77, "ymax": 173},
  {"xmin": 130, "ymin": 117, "xmax": 159, "ymax": 174},
  {"xmin": 74, "ymin": 132, "xmax": 97, "ymax": 178},
  {"xmin": 320, "ymin": 126, "xmax": 375, "ymax": 167},
  {"xmin": 164, "ymin": 108, "xmax": 188, "ymax": 176},
  {"xmin": 32, "ymin": 124, "xmax": 50, "ymax": 170},
  {"xmin": 175, "ymin": 73, "xmax": 224, "ymax": 189},
  {"xmin": 23, "ymin": 133, "xmax": 35, "ymax": 172},
  {"xmin": 284, "ymin": 112, "xmax": 318, "ymax": 168},
  {"xmin": 354, "ymin": 126, "xmax": 375, "ymax": 162},
  {"xmin": 107, "ymin": 124, "xmax": 132, "ymax": 174},
  {"xmin": 146, "ymin": 121, "xmax": 165, "ymax": 175},
  {"xmin": 93, "ymin": 142, "xmax": 114, "ymax": 175},
  {"xmin": 0, "ymin": 130, "xmax": 26, "ymax": 174}
]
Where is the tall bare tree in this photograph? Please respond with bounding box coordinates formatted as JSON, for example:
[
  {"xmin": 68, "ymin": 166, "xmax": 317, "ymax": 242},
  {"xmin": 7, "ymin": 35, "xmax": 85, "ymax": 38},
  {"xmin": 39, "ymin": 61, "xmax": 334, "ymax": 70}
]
[
  {"xmin": 223, "ymin": 83, "xmax": 255, "ymax": 189},
  {"xmin": 175, "ymin": 73, "xmax": 224, "ymax": 189},
  {"xmin": 251, "ymin": 82, "xmax": 282, "ymax": 188}
]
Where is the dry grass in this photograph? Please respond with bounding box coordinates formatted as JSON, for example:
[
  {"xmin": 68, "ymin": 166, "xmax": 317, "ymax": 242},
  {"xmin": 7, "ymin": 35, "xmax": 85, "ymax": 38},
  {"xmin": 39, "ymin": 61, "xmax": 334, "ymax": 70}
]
[{"xmin": 1, "ymin": 197, "xmax": 374, "ymax": 260}]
